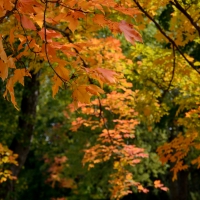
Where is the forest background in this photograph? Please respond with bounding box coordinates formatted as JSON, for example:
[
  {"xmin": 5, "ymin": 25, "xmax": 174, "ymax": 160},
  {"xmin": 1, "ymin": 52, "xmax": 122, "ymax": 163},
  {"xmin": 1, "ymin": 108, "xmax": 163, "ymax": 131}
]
[{"xmin": 0, "ymin": 0, "xmax": 200, "ymax": 200}]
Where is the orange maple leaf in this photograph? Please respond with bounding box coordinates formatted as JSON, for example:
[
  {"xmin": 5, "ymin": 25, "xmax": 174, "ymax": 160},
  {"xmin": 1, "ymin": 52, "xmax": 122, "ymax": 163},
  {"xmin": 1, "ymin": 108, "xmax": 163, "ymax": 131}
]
[
  {"xmin": 97, "ymin": 68, "xmax": 117, "ymax": 83},
  {"xmin": 3, "ymin": 69, "xmax": 31, "ymax": 109},
  {"xmin": 38, "ymin": 28, "xmax": 62, "ymax": 42},
  {"xmin": 16, "ymin": 14, "xmax": 36, "ymax": 30},
  {"xmin": 17, "ymin": 0, "xmax": 41, "ymax": 14},
  {"xmin": 0, "ymin": 60, "xmax": 8, "ymax": 81},
  {"xmin": 154, "ymin": 180, "xmax": 168, "ymax": 191}
]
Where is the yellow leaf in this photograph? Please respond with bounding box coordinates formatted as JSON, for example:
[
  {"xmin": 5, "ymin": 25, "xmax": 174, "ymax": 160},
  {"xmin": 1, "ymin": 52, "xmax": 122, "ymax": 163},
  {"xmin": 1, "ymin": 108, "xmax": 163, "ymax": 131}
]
[
  {"xmin": 144, "ymin": 106, "xmax": 151, "ymax": 116},
  {"xmin": 52, "ymin": 74, "xmax": 63, "ymax": 98},
  {"xmin": 72, "ymin": 85, "xmax": 91, "ymax": 104},
  {"xmin": 86, "ymin": 84, "xmax": 104, "ymax": 96},
  {"xmin": 2, "ymin": 156, "xmax": 8, "ymax": 163},
  {"xmin": 54, "ymin": 66, "xmax": 69, "ymax": 82},
  {"xmin": 66, "ymin": 15, "xmax": 79, "ymax": 33},
  {"xmin": 0, "ymin": 177, "xmax": 7, "ymax": 183}
]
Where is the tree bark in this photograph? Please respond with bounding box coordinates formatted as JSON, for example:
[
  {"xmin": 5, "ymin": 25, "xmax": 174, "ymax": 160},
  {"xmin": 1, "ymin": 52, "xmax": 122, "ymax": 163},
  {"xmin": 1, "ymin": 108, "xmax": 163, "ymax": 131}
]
[
  {"xmin": 0, "ymin": 71, "xmax": 40, "ymax": 199},
  {"xmin": 169, "ymin": 168, "xmax": 189, "ymax": 200},
  {"xmin": 10, "ymin": 71, "xmax": 40, "ymax": 177}
]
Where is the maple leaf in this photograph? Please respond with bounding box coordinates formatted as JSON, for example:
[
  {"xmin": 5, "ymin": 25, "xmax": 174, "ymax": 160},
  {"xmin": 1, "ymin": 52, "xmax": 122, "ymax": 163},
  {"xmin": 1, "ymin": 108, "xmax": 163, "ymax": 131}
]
[
  {"xmin": 17, "ymin": 0, "xmax": 42, "ymax": 14},
  {"xmin": 0, "ymin": 36, "xmax": 8, "ymax": 62},
  {"xmin": 51, "ymin": 65, "xmax": 70, "ymax": 97},
  {"xmin": 52, "ymin": 75, "xmax": 62, "ymax": 98},
  {"xmin": 3, "ymin": 0, "xmax": 14, "ymax": 11},
  {"xmin": 93, "ymin": 14, "xmax": 107, "ymax": 27},
  {"xmin": 87, "ymin": 67, "xmax": 118, "ymax": 87},
  {"xmin": 12, "ymin": 69, "xmax": 31, "ymax": 86},
  {"xmin": 16, "ymin": 14, "xmax": 36, "ymax": 30},
  {"xmin": 154, "ymin": 180, "xmax": 168, "ymax": 191},
  {"xmin": 86, "ymin": 85, "xmax": 104, "ymax": 96},
  {"xmin": 38, "ymin": 28, "xmax": 62, "ymax": 42},
  {"xmin": 0, "ymin": 39, "xmax": 15, "ymax": 80},
  {"xmin": 119, "ymin": 21, "xmax": 143, "ymax": 44},
  {"xmin": 0, "ymin": 8, "xmax": 6, "ymax": 18},
  {"xmin": 0, "ymin": 143, "xmax": 18, "ymax": 183},
  {"xmin": 31, "ymin": 6, "xmax": 44, "ymax": 28},
  {"xmin": 72, "ymin": 85, "xmax": 92, "ymax": 104},
  {"xmin": 0, "ymin": 60, "xmax": 8, "ymax": 81},
  {"xmin": 114, "ymin": 7, "xmax": 141, "ymax": 17},
  {"xmin": 3, "ymin": 69, "xmax": 31, "ymax": 109},
  {"xmin": 65, "ymin": 11, "xmax": 85, "ymax": 33},
  {"xmin": 54, "ymin": 66, "xmax": 70, "ymax": 82},
  {"xmin": 96, "ymin": 68, "xmax": 117, "ymax": 84},
  {"xmin": 65, "ymin": 14, "xmax": 79, "ymax": 33},
  {"xmin": 137, "ymin": 185, "xmax": 149, "ymax": 193}
]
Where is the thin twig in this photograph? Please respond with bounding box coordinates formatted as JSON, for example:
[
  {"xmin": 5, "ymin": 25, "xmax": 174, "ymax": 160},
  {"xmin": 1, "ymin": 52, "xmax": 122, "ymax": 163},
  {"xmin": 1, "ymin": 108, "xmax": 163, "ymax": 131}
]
[
  {"xmin": 45, "ymin": 24, "xmax": 88, "ymax": 68},
  {"xmin": 0, "ymin": 0, "xmax": 18, "ymax": 23},
  {"xmin": 161, "ymin": 44, "xmax": 176, "ymax": 100},
  {"xmin": 59, "ymin": 2, "xmax": 91, "ymax": 14},
  {"xmin": 98, "ymin": 97, "xmax": 114, "ymax": 144},
  {"xmin": 43, "ymin": 0, "xmax": 68, "ymax": 83},
  {"xmin": 15, "ymin": 9, "xmax": 41, "ymax": 54},
  {"xmin": 2, "ymin": 36, "xmax": 27, "ymax": 69}
]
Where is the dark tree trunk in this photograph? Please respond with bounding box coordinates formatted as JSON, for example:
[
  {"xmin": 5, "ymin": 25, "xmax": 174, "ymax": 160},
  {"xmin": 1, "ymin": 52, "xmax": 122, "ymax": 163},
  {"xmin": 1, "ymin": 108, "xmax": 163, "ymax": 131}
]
[
  {"xmin": 0, "ymin": 71, "xmax": 40, "ymax": 199},
  {"xmin": 10, "ymin": 71, "xmax": 40, "ymax": 177},
  {"xmin": 170, "ymin": 169, "xmax": 189, "ymax": 200}
]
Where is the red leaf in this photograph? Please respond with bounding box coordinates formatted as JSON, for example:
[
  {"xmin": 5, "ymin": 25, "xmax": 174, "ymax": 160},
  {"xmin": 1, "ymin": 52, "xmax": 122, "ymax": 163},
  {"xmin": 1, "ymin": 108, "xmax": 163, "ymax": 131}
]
[
  {"xmin": 16, "ymin": 14, "xmax": 36, "ymax": 30},
  {"xmin": 119, "ymin": 20, "xmax": 142, "ymax": 44},
  {"xmin": 96, "ymin": 68, "xmax": 117, "ymax": 84}
]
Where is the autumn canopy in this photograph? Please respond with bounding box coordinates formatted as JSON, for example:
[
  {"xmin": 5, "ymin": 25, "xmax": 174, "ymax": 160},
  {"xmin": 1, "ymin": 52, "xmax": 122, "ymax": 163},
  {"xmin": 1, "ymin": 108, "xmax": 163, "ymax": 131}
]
[{"xmin": 0, "ymin": 0, "xmax": 200, "ymax": 200}]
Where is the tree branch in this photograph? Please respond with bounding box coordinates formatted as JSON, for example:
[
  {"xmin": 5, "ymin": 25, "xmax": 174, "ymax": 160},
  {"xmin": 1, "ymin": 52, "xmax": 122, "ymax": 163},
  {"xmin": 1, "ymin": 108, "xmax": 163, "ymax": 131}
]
[
  {"xmin": 45, "ymin": 24, "xmax": 88, "ymax": 68},
  {"xmin": 0, "ymin": 0, "xmax": 18, "ymax": 24},
  {"xmin": 170, "ymin": 0, "xmax": 200, "ymax": 36},
  {"xmin": 16, "ymin": 9, "xmax": 41, "ymax": 54},
  {"xmin": 98, "ymin": 97, "xmax": 114, "ymax": 144},
  {"xmin": 133, "ymin": 0, "xmax": 200, "ymax": 75},
  {"xmin": 43, "ymin": 0, "xmax": 69, "ymax": 84},
  {"xmin": 161, "ymin": 44, "xmax": 176, "ymax": 100}
]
